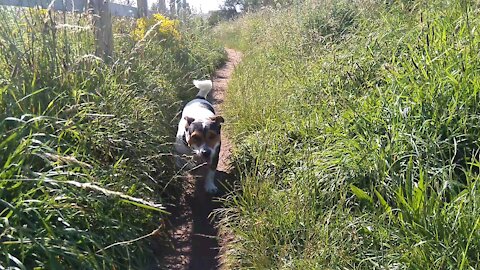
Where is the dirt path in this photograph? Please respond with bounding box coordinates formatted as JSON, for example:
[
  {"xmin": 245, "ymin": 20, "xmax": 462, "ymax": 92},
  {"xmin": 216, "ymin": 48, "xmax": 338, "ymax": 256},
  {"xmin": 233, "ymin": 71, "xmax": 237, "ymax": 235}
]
[{"xmin": 158, "ymin": 49, "xmax": 242, "ymax": 270}]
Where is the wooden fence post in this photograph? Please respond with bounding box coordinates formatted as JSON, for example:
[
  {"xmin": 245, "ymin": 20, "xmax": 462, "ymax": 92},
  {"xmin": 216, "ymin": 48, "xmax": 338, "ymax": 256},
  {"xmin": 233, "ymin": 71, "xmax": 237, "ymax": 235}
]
[
  {"xmin": 90, "ymin": 0, "xmax": 113, "ymax": 62},
  {"xmin": 158, "ymin": 0, "xmax": 167, "ymax": 14},
  {"xmin": 169, "ymin": 0, "xmax": 176, "ymax": 16},
  {"xmin": 137, "ymin": 0, "xmax": 148, "ymax": 17}
]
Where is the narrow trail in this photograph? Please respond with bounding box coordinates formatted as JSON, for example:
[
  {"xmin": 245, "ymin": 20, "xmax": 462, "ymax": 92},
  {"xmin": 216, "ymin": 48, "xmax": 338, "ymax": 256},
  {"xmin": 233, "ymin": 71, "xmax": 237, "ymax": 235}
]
[{"xmin": 158, "ymin": 49, "xmax": 242, "ymax": 270}]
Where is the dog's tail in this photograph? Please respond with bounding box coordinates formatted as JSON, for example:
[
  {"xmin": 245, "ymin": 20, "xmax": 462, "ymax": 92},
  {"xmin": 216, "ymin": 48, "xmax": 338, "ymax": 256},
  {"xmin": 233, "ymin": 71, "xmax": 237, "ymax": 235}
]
[{"xmin": 193, "ymin": 79, "xmax": 213, "ymax": 98}]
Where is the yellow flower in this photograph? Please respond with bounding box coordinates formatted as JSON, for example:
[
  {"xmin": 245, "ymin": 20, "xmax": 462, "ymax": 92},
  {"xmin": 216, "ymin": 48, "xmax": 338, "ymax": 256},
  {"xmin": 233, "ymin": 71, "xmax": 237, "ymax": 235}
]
[
  {"xmin": 132, "ymin": 14, "xmax": 180, "ymax": 42},
  {"xmin": 27, "ymin": 8, "xmax": 48, "ymax": 17}
]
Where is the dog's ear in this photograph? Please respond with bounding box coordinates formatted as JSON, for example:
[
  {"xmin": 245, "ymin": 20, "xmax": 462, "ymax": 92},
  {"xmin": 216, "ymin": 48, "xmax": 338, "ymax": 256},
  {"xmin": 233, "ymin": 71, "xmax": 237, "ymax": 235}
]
[
  {"xmin": 184, "ymin": 116, "xmax": 195, "ymax": 126},
  {"xmin": 210, "ymin": 116, "xmax": 224, "ymax": 124}
]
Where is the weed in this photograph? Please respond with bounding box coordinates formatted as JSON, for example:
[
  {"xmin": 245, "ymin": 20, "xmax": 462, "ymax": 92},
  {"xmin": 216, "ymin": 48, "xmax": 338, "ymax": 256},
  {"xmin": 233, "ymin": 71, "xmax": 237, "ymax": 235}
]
[{"xmin": 216, "ymin": 0, "xmax": 480, "ymax": 268}]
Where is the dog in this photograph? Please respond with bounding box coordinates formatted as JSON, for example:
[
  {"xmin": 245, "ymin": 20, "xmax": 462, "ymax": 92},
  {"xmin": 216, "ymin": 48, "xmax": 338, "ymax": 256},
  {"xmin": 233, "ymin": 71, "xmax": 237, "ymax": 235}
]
[{"xmin": 174, "ymin": 79, "xmax": 224, "ymax": 193}]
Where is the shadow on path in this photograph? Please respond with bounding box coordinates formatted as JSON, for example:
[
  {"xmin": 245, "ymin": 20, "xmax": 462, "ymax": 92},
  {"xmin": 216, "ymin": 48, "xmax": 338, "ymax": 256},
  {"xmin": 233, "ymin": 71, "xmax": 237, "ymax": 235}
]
[{"xmin": 157, "ymin": 168, "xmax": 235, "ymax": 270}]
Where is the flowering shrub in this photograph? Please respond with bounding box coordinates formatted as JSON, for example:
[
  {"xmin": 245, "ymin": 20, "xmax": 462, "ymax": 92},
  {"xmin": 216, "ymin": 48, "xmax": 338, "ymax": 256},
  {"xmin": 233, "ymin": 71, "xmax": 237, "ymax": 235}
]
[{"xmin": 132, "ymin": 14, "xmax": 180, "ymax": 41}]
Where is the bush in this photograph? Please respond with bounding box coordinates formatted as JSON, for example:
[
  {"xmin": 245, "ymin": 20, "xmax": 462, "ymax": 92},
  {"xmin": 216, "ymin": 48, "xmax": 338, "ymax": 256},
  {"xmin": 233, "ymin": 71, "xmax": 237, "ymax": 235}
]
[{"xmin": 0, "ymin": 7, "xmax": 224, "ymax": 269}]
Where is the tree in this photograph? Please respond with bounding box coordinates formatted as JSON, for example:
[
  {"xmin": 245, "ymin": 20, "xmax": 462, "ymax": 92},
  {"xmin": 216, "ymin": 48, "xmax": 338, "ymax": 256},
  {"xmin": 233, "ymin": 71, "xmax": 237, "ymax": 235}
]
[
  {"xmin": 223, "ymin": 0, "xmax": 295, "ymax": 11},
  {"xmin": 223, "ymin": 0, "xmax": 243, "ymax": 11},
  {"xmin": 151, "ymin": 0, "xmax": 167, "ymax": 13},
  {"xmin": 169, "ymin": 0, "xmax": 176, "ymax": 16}
]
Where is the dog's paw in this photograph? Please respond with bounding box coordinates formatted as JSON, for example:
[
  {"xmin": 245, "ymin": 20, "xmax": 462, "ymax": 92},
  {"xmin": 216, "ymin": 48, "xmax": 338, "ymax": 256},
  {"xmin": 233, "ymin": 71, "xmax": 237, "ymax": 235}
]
[
  {"xmin": 175, "ymin": 156, "xmax": 184, "ymax": 168},
  {"xmin": 204, "ymin": 170, "xmax": 218, "ymax": 194},
  {"xmin": 205, "ymin": 182, "xmax": 218, "ymax": 194}
]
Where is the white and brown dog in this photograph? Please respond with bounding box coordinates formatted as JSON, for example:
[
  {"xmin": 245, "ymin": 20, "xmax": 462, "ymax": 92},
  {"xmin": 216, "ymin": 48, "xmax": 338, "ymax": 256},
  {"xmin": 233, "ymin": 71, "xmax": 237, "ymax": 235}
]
[{"xmin": 174, "ymin": 80, "xmax": 224, "ymax": 193}]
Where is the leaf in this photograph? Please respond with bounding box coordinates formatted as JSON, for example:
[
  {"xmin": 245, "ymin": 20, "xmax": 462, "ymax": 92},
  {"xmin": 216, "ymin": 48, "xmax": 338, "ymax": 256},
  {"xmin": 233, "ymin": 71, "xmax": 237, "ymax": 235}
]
[
  {"xmin": 16, "ymin": 87, "xmax": 48, "ymax": 104},
  {"xmin": 3, "ymin": 117, "xmax": 26, "ymax": 123},
  {"xmin": 8, "ymin": 253, "xmax": 26, "ymax": 270},
  {"xmin": 120, "ymin": 199, "xmax": 168, "ymax": 214},
  {"xmin": 375, "ymin": 189, "xmax": 393, "ymax": 219},
  {"xmin": 350, "ymin": 184, "xmax": 373, "ymax": 204},
  {"xmin": 405, "ymin": 157, "xmax": 413, "ymax": 202},
  {"xmin": 413, "ymin": 168, "xmax": 425, "ymax": 212},
  {"xmin": 0, "ymin": 132, "xmax": 19, "ymax": 149},
  {"xmin": 395, "ymin": 187, "xmax": 413, "ymax": 214}
]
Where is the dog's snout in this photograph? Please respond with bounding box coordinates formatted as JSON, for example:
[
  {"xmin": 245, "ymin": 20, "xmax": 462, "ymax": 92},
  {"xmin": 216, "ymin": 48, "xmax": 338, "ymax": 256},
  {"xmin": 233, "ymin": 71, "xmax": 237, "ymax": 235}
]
[{"xmin": 201, "ymin": 148, "xmax": 211, "ymax": 158}]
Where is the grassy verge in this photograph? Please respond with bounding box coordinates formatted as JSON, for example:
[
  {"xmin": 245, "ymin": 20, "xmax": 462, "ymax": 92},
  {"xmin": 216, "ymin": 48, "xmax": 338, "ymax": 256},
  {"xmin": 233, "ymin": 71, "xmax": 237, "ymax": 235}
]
[
  {"xmin": 0, "ymin": 8, "xmax": 224, "ymax": 269},
  {"xmin": 215, "ymin": 0, "xmax": 480, "ymax": 268}
]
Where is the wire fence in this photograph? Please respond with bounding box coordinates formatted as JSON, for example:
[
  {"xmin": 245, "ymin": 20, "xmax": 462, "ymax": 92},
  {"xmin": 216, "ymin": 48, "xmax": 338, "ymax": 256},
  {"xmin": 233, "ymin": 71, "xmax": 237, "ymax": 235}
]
[{"xmin": 0, "ymin": 0, "xmax": 154, "ymax": 60}]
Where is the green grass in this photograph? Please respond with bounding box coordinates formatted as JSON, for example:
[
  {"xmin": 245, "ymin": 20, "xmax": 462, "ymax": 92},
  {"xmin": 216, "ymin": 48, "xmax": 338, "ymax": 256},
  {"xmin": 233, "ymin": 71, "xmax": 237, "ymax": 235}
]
[
  {"xmin": 0, "ymin": 7, "xmax": 225, "ymax": 269},
  {"xmin": 215, "ymin": 0, "xmax": 480, "ymax": 268}
]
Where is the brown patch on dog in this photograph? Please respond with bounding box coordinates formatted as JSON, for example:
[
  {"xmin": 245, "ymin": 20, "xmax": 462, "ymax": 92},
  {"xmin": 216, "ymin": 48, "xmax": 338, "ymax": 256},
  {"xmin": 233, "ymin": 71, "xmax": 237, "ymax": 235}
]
[
  {"xmin": 205, "ymin": 130, "xmax": 221, "ymax": 148},
  {"xmin": 210, "ymin": 115, "xmax": 224, "ymax": 124},
  {"xmin": 188, "ymin": 131, "xmax": 204, "ymax": 147}
]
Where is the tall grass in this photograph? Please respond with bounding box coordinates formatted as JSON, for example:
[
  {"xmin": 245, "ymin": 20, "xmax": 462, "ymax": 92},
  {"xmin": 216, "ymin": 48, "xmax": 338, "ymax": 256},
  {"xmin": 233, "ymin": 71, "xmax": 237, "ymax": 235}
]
[
  {"xmin": 215, "ymin": 0, "xmax": 480, "ymax": 268},
  {"xmin": 0, "ymin": 7, "xmax": 224, "ymax": 269}
]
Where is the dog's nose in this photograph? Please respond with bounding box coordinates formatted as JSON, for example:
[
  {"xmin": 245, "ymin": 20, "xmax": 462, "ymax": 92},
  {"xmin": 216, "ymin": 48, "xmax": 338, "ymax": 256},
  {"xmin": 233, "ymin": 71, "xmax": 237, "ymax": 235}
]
[{"xmin": 201, "ymin": 149, "xmax": 211, "ymax": 158}]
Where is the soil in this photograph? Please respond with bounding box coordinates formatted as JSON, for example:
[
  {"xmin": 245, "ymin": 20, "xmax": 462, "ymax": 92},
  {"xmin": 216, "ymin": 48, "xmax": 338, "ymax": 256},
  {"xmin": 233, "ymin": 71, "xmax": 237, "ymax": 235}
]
[{"xmin": 156, "ymin": 49, "xmax": 242, "ymax": 270}]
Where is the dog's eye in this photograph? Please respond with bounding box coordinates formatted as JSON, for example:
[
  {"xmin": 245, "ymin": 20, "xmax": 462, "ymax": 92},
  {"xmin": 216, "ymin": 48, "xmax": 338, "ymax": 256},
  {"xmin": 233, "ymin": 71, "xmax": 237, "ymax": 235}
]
[
  {"xmin": 190, "ymin": 135, "xmax": 201, "ymax": 144},
  {"xmin": 207, "ymin": 133, "xmax": 217, "ymax": 141}
]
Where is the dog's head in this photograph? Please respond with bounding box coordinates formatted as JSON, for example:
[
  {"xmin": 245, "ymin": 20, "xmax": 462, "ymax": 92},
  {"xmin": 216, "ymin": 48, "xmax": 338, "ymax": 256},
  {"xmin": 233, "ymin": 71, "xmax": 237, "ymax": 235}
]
[{"xmin": 184, "ymin": 115, "xmax": 224, "ymax": 164}]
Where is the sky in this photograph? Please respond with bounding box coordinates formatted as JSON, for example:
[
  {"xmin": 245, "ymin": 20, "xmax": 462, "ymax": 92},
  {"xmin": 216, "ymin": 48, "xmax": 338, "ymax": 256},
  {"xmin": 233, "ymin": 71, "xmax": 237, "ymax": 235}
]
[
  {"xmin": 145, "ymin": 0, "xmax": 224, "ymax": 13},
  {"xmin": 187, "ymin": 0, "xmax": 224, "ymax": 12}
]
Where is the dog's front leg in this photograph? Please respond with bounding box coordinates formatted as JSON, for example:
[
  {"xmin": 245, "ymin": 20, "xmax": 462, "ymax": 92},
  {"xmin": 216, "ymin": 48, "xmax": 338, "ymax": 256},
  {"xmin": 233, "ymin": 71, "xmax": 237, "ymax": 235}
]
[
  {"xmin": 205, "ymin": 169, "xmax": 218, "ymax": 194},
  {"xmin": 175, "ymin": 156, "xmax": 185, "ymax": 168},
  {"xmin": 174, "ymin": 140, "xmax": 196, "ymax": 170},
  {"xmin": 204, "ymin": 144, "xmax": 220, "ymax": 194}
]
